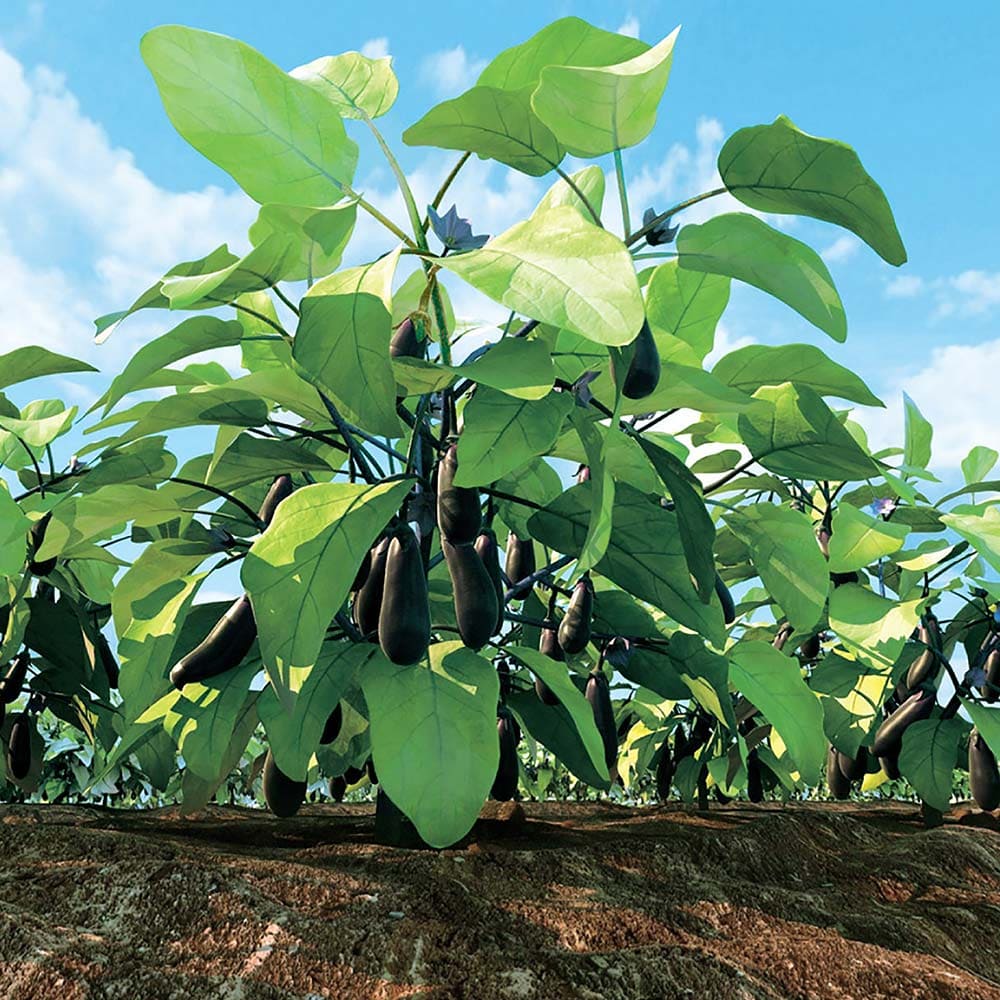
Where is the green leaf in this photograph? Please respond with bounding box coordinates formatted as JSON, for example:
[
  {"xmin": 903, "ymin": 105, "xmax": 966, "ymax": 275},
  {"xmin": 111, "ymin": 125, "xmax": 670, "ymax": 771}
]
[
  {"xmin": 259, "ymin": 642, "xmax": 376, "ymax": 781},
  {"xmin": 0, "ymin": 484, "xmax": 29, "ymax": 581},
  {"xmin": 362, "ymin": 641, "xmax": 499, "ymax": 848},
  {"xmin": 441, "ymin": 206, "xmax": 644, "ymax": 347},
  {"xmin": 725, "ymin": 504, "xmax": 829, "ymax": 632},
  {"xmin": 737, "ymin": 383, "xmax": 880, "ymax": 480},
  {"xmin": 0, "ymin": 402, "xmax": 76, "ymax": 450},
  {"xmin": 712, "ymin": 343, "xmax": 883, "ymax": 407},
  {"xmin": 201, "ymin": 434, "xmax": 335, "ymax": 493},
  {"xmin": 99, "ymin": 317, "xmax": 243, "ymax": 415},
  {"xmin": 505, "ymin": 644, "xmax": 610, "ymax": 788},
  {"xmin": 678, "ymin": 213, "xmax": 846, "ymax": 341},
  {"xmin": 729, "ymin": 641, "xmax": 826, "ymax": 784},
  {"xmin": 962, "ymin": 446, "xmax": 999, "ymax": 487},
  {"xmin": 532, "ymin": 28, "xmax": 679, "ymax": 157},
  {"xmin": 403, "ymin": 86, "xmax": 564, "ymax": 177},
  {"xmin": 248, "ymin": 202, "xmax": 357, "ymax": 284},
  {"xmin": 609, "ymin": 362, "xmax": 757, "ymax": 417},
  {"xmin": 291, "ymin": 50, "xmax": 399, "ymax": 118},
  {"xmin": 810, "ymin": 650, "xmax": 897, "ymax": 757},
  {"xmin": 478, "ymin": 17, "xmax": 647, "ymax": 93},
  {"xmin": 636, "ymin": 436, "xmax": 715, "ymax": 603},
  {"xmin": 528, "ymin": 482, "xmax": 725, "ymax": 646},
  {"xmin": 962, "ymin": 700, "xmax": 1000, "ymax": 759},
  {"xmin": 902, "ymin": 392, "xmax": 933, "ymax": 469},
  {"xmin": 898, "ymin": 717, "xmax": 964, "ymax": 811},
  {"xmin": 644, "ymin": 260, "xmax": 730, "ymax": 361},
  {"xmin": 454, "ymin": 388, "xmax": 572, "ymax": 487},
  {"xmin": 718, "ymin": 115, "xmax": 906, "ymax": 266},
  {"xmin": 493, "ymin": 459, "xmax": 562, "ymax": 537},
  {"xmin": 534, "ymin": 165, "xmax": 605, "ymax": 220},
  {"xmin": 241, "ymin": 479, "xmax": 412, "ymax": 706},
  {"xmin": 663, "ymin": 632, "xmax": 735, "ymax": 729},
  {"xmin": 456, "ymin": 338, "xmax": 556, "ymax": 401},
  {"xmin": 940, "ymin": 505, "xmax": 1000, "ymax": 575},
  {"xmin": 829, "ymin": 584, "xmax": 923, "ymax": 674},
  {"xmin": 828, "ymin": 502, "xmax": 909, "ymax": 572},
  {"xmin": 0, "ymin": 346, "xmax": 96, "ymax": 391},
  {"xmin": 141, "ymin": 26, "xmax": 358, "ymax": 205},
  {"xmin": 293, "ymin": 248, "xmax": 402, "ymax": 438}
]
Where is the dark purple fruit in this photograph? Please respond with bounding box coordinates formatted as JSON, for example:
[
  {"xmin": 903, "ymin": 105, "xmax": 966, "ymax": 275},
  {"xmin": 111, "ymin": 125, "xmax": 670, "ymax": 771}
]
[
  {"xmin": 169, "ymin": 595, "xmax": 256, "ymax": 689},
  {"xmin": 262, "ymin": 750, "xmax": 306, "ymax": 818},
  {"xmin": 7, "ymin": 712, "xmax": 32, "ymax": 780},
  {"xmin": 826, "ymin": 745, "xmax": 851, "ymax": 800},
  {"xmin": 836, "ymin": 745, "xmax": 868, "ymax": 783},
  {"xmin": 28, "ymin": 513, "xmax": 57, "ymax": 576},
  {"xmin": 0, "ymin": 651, "xmax": 31, "ymax": 704},
  {"xmin": 585, "ymin": 671, "xmax": 617, "ymax": 770},
  {"xmin": 504, "ymin": 534, "xmax": 536, "ymax": 599},
  {"xmin": 328, "ymin": 776, "xmax": 347, "ymax": 802},
  {"xmin": 801, "ymin": 634, "xmax": 822, "ymax": 660},
  {"xmin": 969, "ymin": 729, "xmax": 1000, "ymax": 811},
  {"xmin": 714, "ymin": 574, "xmax": 735, "ymax": 625},
  {"xmin": 353, "ymin": 537, "xmax": 390, "ymax": 638},
  {"xmin": 378, "ymin": 528, "xmax": 431, "ymax": 665},
  {"xmin": 473, "ymin": 529, "xmax": 505, "ymax": 636},
  {"xmin": 436, "ymin": 444, "xmax": 481, "ymax": 545},
  {"xmin": 557, "ymin": 577, "xmax": 593, "ymax": 654},
  {"xmin": 257, "ymin": 474, "xmax": 294, "ymax": 528},
  {"xmin": 614, "ymin": 319, "xmax": 660, "ymax": 400},
  {"xmin": 746, "ymin": 751, "xmax": 764, "ymax": 803},
  {"xmin": 982, "ymin": 648, "xmax": 1000, "ymax": 703},
  {"xmin": 906, "ymin": 615, "xmax": 941, "ymax": 689},
  {"xmin": 442, "ymin": 539, "xmax": 498, "ymax": 651},
  {"xmin": 96, "ymin": 634, "xmax": 119, "ymax": 690},
  {"xmin": 655, "ymin": 742, "xmax": 674, "ymax": 800},
  {"xmin": 320, "ymin": 704, "xmax": 343, "ymax": 745},
  {"xmin": 389, "ymin": 317, "xmax": 423, "ymax": 359},
  {"xmin": 871, "ymin": 688, "xmax": 936, "ymax": 757},
  {"xmin": 491, "ymin": 712, "xmax": 519, "ymax": 801}
]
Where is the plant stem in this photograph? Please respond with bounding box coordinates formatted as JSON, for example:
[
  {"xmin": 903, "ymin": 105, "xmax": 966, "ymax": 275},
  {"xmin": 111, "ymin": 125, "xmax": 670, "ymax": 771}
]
[
  {"xmin": 627, "ymin": 186, "xmax": 727, "ymax": 247},
  {"xmin": 703, "ymin": 457, "xmax": 757, "ymax": 495},
  {"xmin": 481, "ymin": 487, "xmax": 547, "ymax": 512},
  {"xmin": 555, "ymin": 166, "xmax": 602, "ymax": 227},
  {"xmin": 423, "ymin": 152, "xmax": 472, "ymax": 229},
  {"xmin": 318, "ymin": 394, "xmax": 378, "ymax": 483},
  {"xmin": 227, "ymin": 301, "xmax": 290, "ymax": 337},
  {"xmin": 169, "ymin": 477, "xmax": 264, "ymax": 530},
  {"xmin": 343, "ymin": 186, "xmax": 416, "ymax": 247},
  {"xmin": 16, "ymin": 438, "xmax": 45, "ymax": 498},
  {"xmin": 270, "ymin": 284, "xmax": 300, "ymax": 317},
  {"xmin": 503, "ymin": 554, "xmax": 576, "ymax": 604},
  {"xmin": 613, "ymin": 148, "xmax": 630, "ymax": 239}
]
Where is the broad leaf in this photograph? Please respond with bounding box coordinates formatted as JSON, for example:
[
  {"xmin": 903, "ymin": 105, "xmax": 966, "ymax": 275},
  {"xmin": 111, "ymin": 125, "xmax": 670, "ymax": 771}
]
[
  {"xmin": 441, "ymin": 206, "xmax": 644, "ymax": 347},
  {"xmin": 141, "ymin": 26, "xmax": 358, "ymax": 205},
  {"xmin": 293, "ymin": 247, "xmax": 402, "ymax": 437},
  {"xmin": 828, "ymin": 502, "xmax": 909, "ymax": 572},
  {"xmin": 940, "ymin": 505, "xmax": 1000, "ymax": 575},
  {"xmin": 678, "ymin": 213, "xmax": 846, "ymax": 341},
  {"xmin": 718, "ymin": 115, "xmax": 906, "ymax": 266},
  {"xmin": 292, "ymin": 50, "xmax": 399, "ymax": 118},
  {"xmin": 899, "ymin": 717, "xmax": 964, "ymax": 812},
  {"xmin": 569, "ymin": 408, "xmax": 616, "ymax": 571},
  {"xmin": 0, "ymin": 485, "xmax": 29, "ymax": 581},
  {"xmin": 532, "ymin": 28, "xmax": 679, "ymax": 157},
  {"xmin": 644, "ymin": 260, "xmax": 730, "ymax": 361},
  {"xmin": 0, "ymin": 346, "xmax": 96, "ymax": 391},
  {"xmin": 962, "ymin": 446, "xmax": 999, "ymax": 487},
  {"xmin": 829, "ymin": 584, "xmax": 923, "ymax": 673},
  {"xmin": 729, "ymin": 641, "xmax": 826, "ymax": 784},
  {"xmin": 713, "ymin": 343, "xmax": 883, "ymax": 407},
  {"xmin": 362, "ymin": 641, "xmax": 499, "ymax": 848},
  {"xmin": 241, "ymin": 479, "xmax": 411, "ymax": 706},
  {"xmin": 248, "ymin": 202, "xmax": 357, "ymax": 284}
]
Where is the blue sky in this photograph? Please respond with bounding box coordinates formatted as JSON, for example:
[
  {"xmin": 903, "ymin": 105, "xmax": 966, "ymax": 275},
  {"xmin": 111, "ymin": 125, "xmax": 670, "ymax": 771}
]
[{"xmin": 0, "ymin": 1, "xmax": 998, "ymax": 474}]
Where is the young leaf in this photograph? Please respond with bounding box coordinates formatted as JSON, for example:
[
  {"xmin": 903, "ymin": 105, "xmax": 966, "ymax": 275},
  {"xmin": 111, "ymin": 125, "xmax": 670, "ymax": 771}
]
[
  {"xmin": 644, "ymin": 260, "xmax": 730, "ymax": 361},
  {"xmin": 678, "ymin": 213, "xmax": 847, "ymax": 341},
  {"xmin": 362, "ymin": 642, "xmax": 499, "ymax": 848},
  {"xmin": 718, "ymin": 115, "xmax": 906, "ymax": 266},
  {"xmin": 0, "ymin": 485, "xmax": 30, "ymax": 581},
  {"xmin": 441, "ymin": 206, "xmax": 644, "ymax": 346},
  {"xmin": 534, "ymin": 165, "xmax": 606, "ymax": 220},
  {"xmin": 532, "ymin": 28, "xmax": 680, "ymax": 157},
  {"xmin": 828, "ymin": 585, "xmax": 923, "ymax": 674},
  {"xmin": 141, "ymin": 26, "xmax": 358, "ymax": 205},
  {"xmin": 248, "ymin": 202, "xmax": 357, "ymax": 283},
  {"xmin": 827, "ymin": 502, "xmax": 910, "ymax": 573},
  {"xmin": 961, "ymin": 446, "xmax": 999, "ymax": 486},
  {"xmin": 291, "ymin": 51, "xmax": 399, "ymax": 119},
  {"xmin": 902, "ymin": 392, "xmax": 933, "ymax": 469},
  {"xmin": 940, "ymin": 505, "xmax": 1000, "ymax": 575}
]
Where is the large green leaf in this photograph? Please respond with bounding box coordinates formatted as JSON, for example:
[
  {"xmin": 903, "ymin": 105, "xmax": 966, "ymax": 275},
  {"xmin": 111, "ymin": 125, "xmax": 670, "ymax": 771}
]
[
  {"xmin": 441, "ymin": 206, "xmax": 644, "ymax": 347},
  {"xmin": 902, "ymin": 392, "xmax": 933, "ymax": 470},
  {"xmin": 678, "ymin": 213, "xmax": 846, "ymax": 341},
  {"xmin": 718, "ymin": 115, "xmax": 906, "ymax": 266},
  {"xmin": 728, "ymin": 641, "xmax": 826, "ymax": 784},
  {"xmin": 241, "ymin": 479, "xmax": 411, "ymax": 706},
  {"xmin": 477, "ymin": 16, "xmax": 646, "ymax": 92},
  {"xmin": 293, "ymin": 248, "xmax": 402, "ymax": 437},
  {"xmin": 259, "ymin": 642, "xmax": 376, "ymax": 781},
  {"xmin": 99, "ymin": 317, "xmax": 243, "ymax": 415},
  {"xmin": 248, "ymin": 202, "xmax": 357, "ymax": 284},
  {"xmin": 0, "ymin": 402, "xmax": 76, "ymax": 450},
  {"xmin": 0, "ymin": 346, "xmax": 96, "ymax": 391},
  {"xmin": 454, "ymin": 387, "xmax": 572, "ymax": 487},
  {"xmin": 828, "ymin": 502, "xmax": 910, "ymax": 573},
  {"xmin": 725, "ymin": 504, "xmax": 828, "ymax": 632},
  {"xmin": 712, "ymin": 343, "xmax": 883, "ymax": 407},
  {"xmin": 291, "ymin": 51, "xmax": 399, "ymax": 118},
  {"xmin": 636, "ymin": 437, "xmax": 715, "ymax": 603},
  {"xmin": 532, "ymin": 28, "xmax": 679, "ymax": 157},
  {"xmin": 505, "ymin": 644, "xmax": 610, "ymax": 788},
  {"xmin": 737, "ymin": 383, "xmax": 881, "ymax": 480},
  {"xmin": 141, "ymin": 26, "xmax": 358, "ymax": 205},
  {"xmin": 940, "ymin": 505, "xmax": 1000, "ymax": 575},
  {"xmin": 829, "ymin": 584, "xmax": 923, "ymax": 674},
  {"xmin": 898, "ymin": 717, "xmax": 964, "ymax": 812},
  {"xmin": 403, "ymin": 86, "xmax": 564, "ymax": 176},
  {"xmin": 0, "ymin": 484, "xmax": 29, "ymax": 581},
  {"xmin": 528, "ymin": 482, "xmax": 725, "ymax": 646},
  {"xmin": 644, "ymin": 260, "xmax": 730, "ymax": 361},
  {"xmin": 362, "ymin": 641, "xmax": 499, "ymax": 848}
]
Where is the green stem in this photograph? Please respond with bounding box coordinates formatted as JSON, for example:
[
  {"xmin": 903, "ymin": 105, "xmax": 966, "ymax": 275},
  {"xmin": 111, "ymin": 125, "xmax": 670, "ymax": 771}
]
[
  {"xmin": 364, "ymin": 116, "xmax": 426, "ymax": 246},
  {"xmin": 423, "ymin": 151, "xmax": 472, "ymax": 230},
  {"xmin": 169, "ymin": 477, "xmax": 264, "ymax": 530},
  {"xmin": 627, "ymin": 186, "xmax": 727, "ymax": 247},
  {"xmin": 613, "ymin": 148, "xmax": 630, "ymax": 239},
  {"xmin": 16, "ymin": 437, "xmax": 45, "ymax": 498},
  {"xmin": 270, "ymin": 284, "xmax": 300, "ymax": 317},
  {"xmin": 703, "ymin": 457, "xmax": 757, "ymax": 495},
  {"xmin": 555, "ymin": 167, "xmax": 602, "ymax": 227},
  {"xmin": 343, "ymin": 184, "xmax": 416, "ymax": 248},
  {"xmin": 227, "ymin": 301, "xmax": 290, "ymax": 337}
]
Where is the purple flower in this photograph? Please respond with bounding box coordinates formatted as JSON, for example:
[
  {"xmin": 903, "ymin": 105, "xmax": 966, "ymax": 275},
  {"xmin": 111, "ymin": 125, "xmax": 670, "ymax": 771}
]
[
  {"xmin": 427, "ymin": 204, "xmax": 489, "ymax": 252},
  {"xmin": 642, "ymin": 207, "xmax": 679, "ymax": 247}
]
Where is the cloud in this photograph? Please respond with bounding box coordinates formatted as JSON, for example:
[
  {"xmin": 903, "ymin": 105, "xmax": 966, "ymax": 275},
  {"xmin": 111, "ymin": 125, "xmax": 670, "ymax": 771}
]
[
  {"xmin": 419, "ymin": 46, "xmax": 486, "ymax": 98},
  {"xmin": 616, "ymin": 16, "xmax": 640, "ymax": 38},
  {"xmin": 821, "ymin": 234, "xmax": 860, "ymax": 264},
  {"xmin": 885, "ymin": 274, "xmax": 924, "ymax": 298},
  {"xmin": 361, "ymin": 37, "xmax": 390, "ymax": 60},
  {"xmin": 860, "ymin": 337, "xmax": 1000, "ymax": 468},
  {"xmin": 948, "ymin": 270, "xmax": 1000, "ymax": 315}
]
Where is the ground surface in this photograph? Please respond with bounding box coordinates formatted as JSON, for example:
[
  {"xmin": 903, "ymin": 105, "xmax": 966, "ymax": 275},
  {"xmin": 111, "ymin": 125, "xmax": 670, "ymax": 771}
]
[{"xmin": 1, "ymin": 799, "xmax": 999, "ymax": 999}]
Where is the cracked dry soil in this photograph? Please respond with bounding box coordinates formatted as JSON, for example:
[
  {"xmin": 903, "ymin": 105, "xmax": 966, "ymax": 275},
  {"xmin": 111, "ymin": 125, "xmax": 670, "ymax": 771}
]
[{"xmin": 1, "ymin": 800, "xmax": 999, "ymax": 999}]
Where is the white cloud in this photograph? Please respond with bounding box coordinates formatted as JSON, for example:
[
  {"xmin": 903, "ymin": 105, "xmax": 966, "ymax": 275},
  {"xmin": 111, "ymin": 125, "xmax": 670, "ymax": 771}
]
[
  {"xmin": 821, "ymin": 234, "xmax": 859, "ymax": 264},
  {"xmin": 361, "ymin": 37, "xmax": 390, "ymax": 60},
  {"xmin": 885, "ymin": 274, "xmax": 924, "ymax": 298},
  {"xmin": 616, "ymin": 16, "xmax": 640, "ymax": 38},
  {"xmin": 419, "ymin": 46, "xmax": 486, "ymax": 98},
  {"xmin": 860, "ymin": 337, "xmax": 1000, "ymax": 468},
  {"xmin": 949, "ymin": 270, "xmax": 1000, "ymax": 315}
]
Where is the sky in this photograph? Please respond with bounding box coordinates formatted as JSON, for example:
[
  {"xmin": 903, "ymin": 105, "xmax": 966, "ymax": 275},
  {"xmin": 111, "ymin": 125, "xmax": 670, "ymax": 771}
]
[{"xmin": 0, "ymin": 0, "xmax": 998, "ymax": 480}]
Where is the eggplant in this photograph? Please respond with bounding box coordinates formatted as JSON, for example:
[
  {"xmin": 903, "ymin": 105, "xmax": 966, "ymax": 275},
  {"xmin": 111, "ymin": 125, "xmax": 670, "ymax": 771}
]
[
  {"xmin": 442, "ymin": 538, "xmax": 498, "ymax": 652},
  {"xmin": 558, "ymin": 576, "xmax": 594, "ymax": 654},
  {"xmin": 436, "ymin": 444, "xmax": 481, "ymax": 545},
  {"xmin": 491, "ymin": 711, "xmax": 520, "ymax": 801},
  {"xmin": 319, "ymin": 704, "xmax": 343, "ymax": 745},
  {"xmin": 169, "ymin": 595, "xmax": 257, "ymax": 689},
  {"xmin": 871, "ymin": 688, "xmax": 936, "ymax": 757},
  {"xmin": 969, "ymin": 729, "xmax": 1000, "ymax": 811},
  {"xmin": 504, "ymin": 534, "xmax": 536, "ymax": 599},
  {"xmin": 262, "ymin": 750, "xmax": 306, "ymax": 818},
  {"xmin": 378, "ymin": 527, "xmax": 431, "ymax": 665},
  {"xmin": 353, "ymin": 538, "xmax": 390, "ymax": 638},
  {"xmin": 257, "ymin": 474, "xmax": 294, "ymax": 528},
  {"xmin": 473, "ymin": 529, "xmax": 506, "ymax": 636},
  {"xmin": 826, "ymin": 745, "xmax": 852, "ymax": 800},
  {"xmin": 585, "ymin": 671, "xmax": 618, "ymax": 770},
  {"xmin": 6, "ymin": 712, "xmax": 32, "ymax": 780}
]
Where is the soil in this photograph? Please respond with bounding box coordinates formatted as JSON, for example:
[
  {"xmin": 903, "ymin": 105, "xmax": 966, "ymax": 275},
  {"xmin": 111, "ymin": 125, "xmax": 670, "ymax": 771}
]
[{"xmin": 1, "ymin": 799, "xmax": 1000, "ymax": 999}]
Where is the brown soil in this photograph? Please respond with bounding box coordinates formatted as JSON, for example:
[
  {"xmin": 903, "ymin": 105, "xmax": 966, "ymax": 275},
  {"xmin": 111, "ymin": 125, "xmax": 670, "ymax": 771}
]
[{"xmin": 1, "ymin": 800, "xmax": 1000, "ymax": 999}]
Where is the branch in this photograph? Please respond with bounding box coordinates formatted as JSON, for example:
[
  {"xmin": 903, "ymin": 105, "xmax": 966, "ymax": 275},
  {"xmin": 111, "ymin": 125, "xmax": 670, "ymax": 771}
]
[
  {"xmin": 169, "ymin": 477, "xmax": 264, "ymax": 531},
  {"xmin": 626, "ymin": 187, "xmax": 727, "ymax": 248},
  {"xmin": 703, "ymin": 457, "xmax": 757, "ymax": 495}
]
